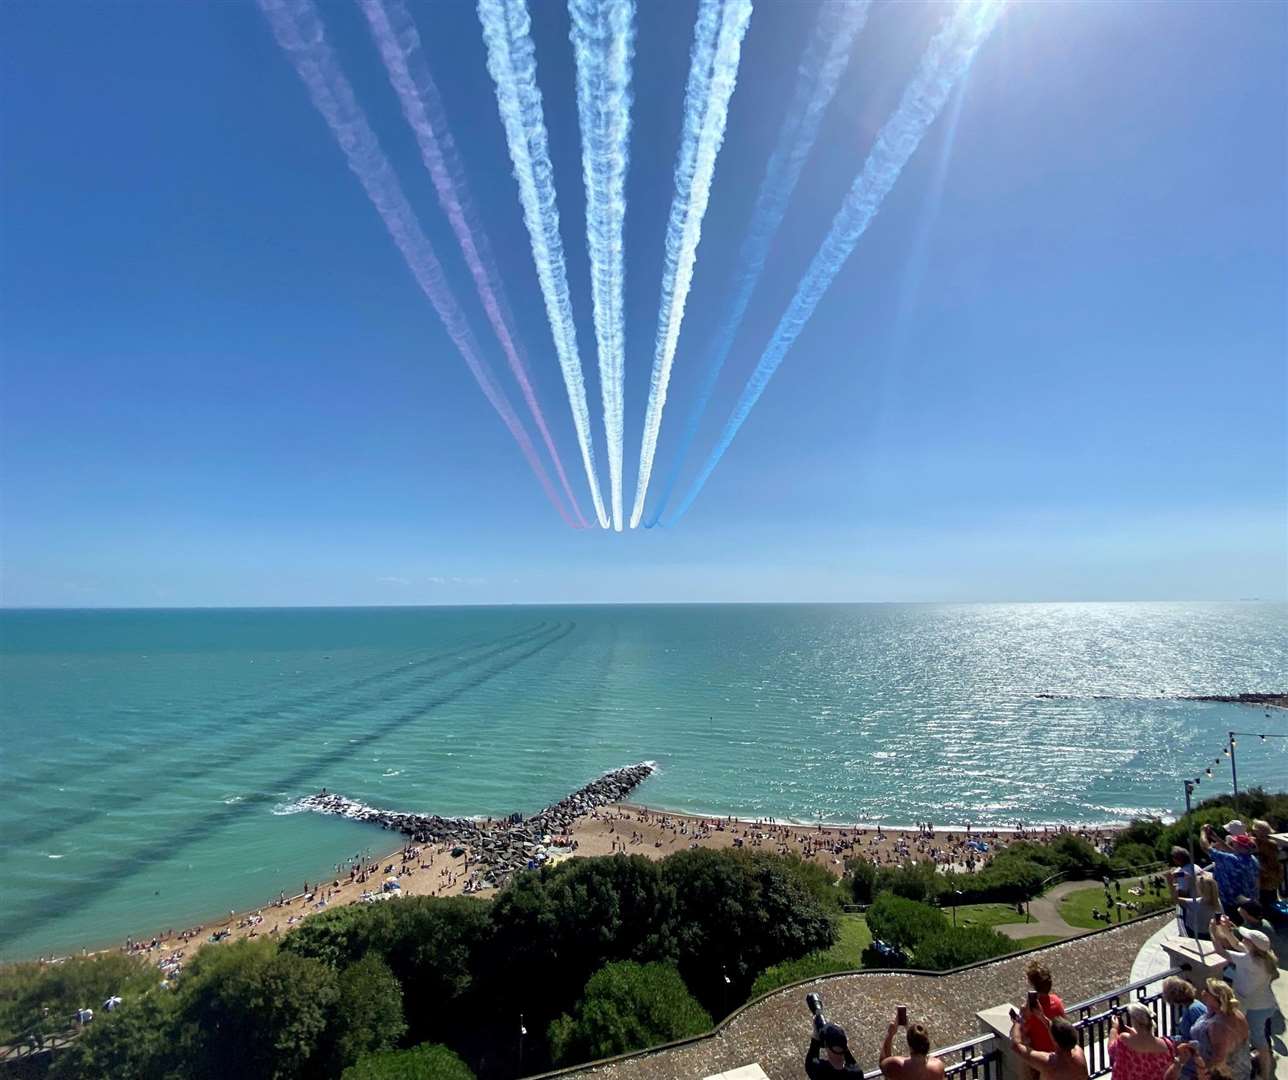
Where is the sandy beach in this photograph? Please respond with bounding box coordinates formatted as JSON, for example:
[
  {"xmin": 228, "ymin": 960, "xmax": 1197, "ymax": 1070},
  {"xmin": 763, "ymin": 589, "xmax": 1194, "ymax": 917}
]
[{"xmin": 91, "ymin": 801, "xmax": 1117, "ymax": 976}]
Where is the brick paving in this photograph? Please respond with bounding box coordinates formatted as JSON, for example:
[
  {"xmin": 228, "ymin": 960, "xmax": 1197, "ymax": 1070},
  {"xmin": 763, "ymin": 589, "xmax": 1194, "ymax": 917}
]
[{"xmin": 553, "ymin": 915, "xmax": 1171, "ymax": 1080}]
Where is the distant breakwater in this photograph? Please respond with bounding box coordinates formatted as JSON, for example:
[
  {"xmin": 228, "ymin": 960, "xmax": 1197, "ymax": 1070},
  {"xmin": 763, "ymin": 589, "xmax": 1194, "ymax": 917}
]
[
  {"xmin": 299, "ymin": 762, "xmax": 656, "ymax": 888},
  {"xmin": 1034, "ymin": 692, "xmax": 1286, "ymax": 709}
]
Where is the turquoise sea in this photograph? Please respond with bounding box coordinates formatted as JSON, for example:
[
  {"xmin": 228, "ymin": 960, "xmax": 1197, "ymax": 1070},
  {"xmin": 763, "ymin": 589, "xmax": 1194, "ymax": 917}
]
[{"xmin": 1, "ymin": 602, "xmax": 1285, "ymax": 961}]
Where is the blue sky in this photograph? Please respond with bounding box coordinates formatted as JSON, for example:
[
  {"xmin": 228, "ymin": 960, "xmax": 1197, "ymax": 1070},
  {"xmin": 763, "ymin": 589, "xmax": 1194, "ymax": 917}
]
[{"xmin": 2, "ymin": 1, "xmax": 1284, "ymax": 606}]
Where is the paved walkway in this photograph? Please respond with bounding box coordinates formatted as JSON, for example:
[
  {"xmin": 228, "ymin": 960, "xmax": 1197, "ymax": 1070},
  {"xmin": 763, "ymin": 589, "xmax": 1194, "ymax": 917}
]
[{"xmin": 996, "ymin": 879, "xmax": 1107, "ymax": 941}]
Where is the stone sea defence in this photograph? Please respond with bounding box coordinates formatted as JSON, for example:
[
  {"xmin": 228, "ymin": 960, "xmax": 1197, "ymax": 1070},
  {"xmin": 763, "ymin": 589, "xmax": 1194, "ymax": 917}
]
[{"xmin": 299, "ymin": 762, "xmax": 656, "ymax": 888}]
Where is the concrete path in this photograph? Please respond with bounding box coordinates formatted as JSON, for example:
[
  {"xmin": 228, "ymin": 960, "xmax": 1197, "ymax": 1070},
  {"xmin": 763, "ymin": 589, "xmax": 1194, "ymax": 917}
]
[{"xmin": 996, "ymin": 879, "xmax": 1109, "ymax": 941}]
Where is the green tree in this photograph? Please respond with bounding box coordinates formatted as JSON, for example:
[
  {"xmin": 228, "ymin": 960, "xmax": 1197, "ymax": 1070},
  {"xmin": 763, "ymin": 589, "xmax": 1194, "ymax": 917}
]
[
  {"xmin": 547, "ymin": 961, "xmax": 711, "ymax": 1066},
  {"xmin": 484, "ymin": 856, "xmax": 676, "ymax": 1024},
  {"xmin": 329, "ymin": 957, "xmax": 407, "ymax": 1072},
  {"xmin": 176, "ymin": 938, "xmax": 339, "ymax": 1080},
  {"xmin": 662, "ymin": 848, "xmax": 835, "ymax": 1015},
  {"xmin": 341, "ymin": 1043, "xmax": 475, "ymax": 1080}
]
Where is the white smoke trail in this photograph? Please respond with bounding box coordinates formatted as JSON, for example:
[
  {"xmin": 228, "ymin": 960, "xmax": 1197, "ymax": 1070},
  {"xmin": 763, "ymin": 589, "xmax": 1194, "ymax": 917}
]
[
  {"xmin": 478, "ymin": 0, "xmax": 611, "ymax": 529},
  {"xmin": 644, "ymin": 0, "xmax": 870, "ymax": 528},
  {"xmin": 569, "ymin": 0, "xmax": 634, "ymax": 533},
  {"xmin": 668, "ymin": 0, "xmax": 1004, "ymax": 525},
  {"xmin": 256, "ymin": 0, "xmax": 580, "ymax": 526},
  {"xmin": 628, "ymin": 0, "xmax": 753, "ymax": 529},
  {"xmin": 359, "ymin": 0, "xmax": 589, "ymax": 528}
]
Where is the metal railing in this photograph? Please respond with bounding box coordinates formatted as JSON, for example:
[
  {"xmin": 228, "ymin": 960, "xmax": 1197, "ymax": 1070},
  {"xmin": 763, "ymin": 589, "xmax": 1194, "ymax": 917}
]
[
  {"xmin": 863, "ymin": 1033, "xmax": 1001, "ymax": 1080},
  {"xmin": 1067, "ymin": 967, "xmax": 1186, "ymax": 1077}
]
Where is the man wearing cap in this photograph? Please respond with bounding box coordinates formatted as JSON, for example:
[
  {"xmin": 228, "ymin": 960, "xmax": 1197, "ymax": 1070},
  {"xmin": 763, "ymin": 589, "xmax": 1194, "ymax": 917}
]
[
  {"xmin": 806, "ymin": 1019, "xmax": 862, "ymax": 1077},
  {"xmin": 1200, "ymin": 820, "xmax": 1260, "ymax": 915}
]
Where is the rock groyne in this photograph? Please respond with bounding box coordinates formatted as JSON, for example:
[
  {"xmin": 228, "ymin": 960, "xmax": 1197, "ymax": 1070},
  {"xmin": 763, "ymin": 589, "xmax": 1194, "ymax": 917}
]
[{"xmin": 299, "ymin": 762, "xmax": 655, "ymax": 888}]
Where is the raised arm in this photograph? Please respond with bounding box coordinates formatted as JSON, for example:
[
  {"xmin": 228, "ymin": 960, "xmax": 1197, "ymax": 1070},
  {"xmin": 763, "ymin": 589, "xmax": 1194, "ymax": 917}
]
[
  {"xmin": 1009, "ymin": 1019, "xmax": 1052, "ymax": 1071},
  {"xmin": 880, "ymin": 1023, "xmax": 900, "ymax": 1075}
]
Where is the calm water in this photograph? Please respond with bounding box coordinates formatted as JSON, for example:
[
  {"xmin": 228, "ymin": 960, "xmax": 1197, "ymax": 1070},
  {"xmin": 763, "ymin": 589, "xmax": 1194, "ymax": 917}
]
[{"xmin": 1, "ymin": 603, "xmax": 1285, "ymax": 961}]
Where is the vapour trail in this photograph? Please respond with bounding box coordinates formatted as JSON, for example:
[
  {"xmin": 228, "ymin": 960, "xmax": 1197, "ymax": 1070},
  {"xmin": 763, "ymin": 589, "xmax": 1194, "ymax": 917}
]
[
  {"xmin": 478, "ymin": 0, "xmax": 611, "ymax": 529},
  {"xmin": 668, "ymin": 0, "xmax": 1004, "ymax": 525},
  {"xmin": 644, "ymin": 0, "xmax": 870, "ymax": 528},
  {"xmin": 568, "ymin": 0, "xmax": 635, "ymax": 532},
  {"xmin": 256, "ymin": 0, "xmax": 579, "ymax": 526},
  {"xmin": 628, "ymin": 0, "xmax": 753, "ymax": 529},
  {"xmin": 359, "ymin": 0, "xmax": 588, "ymax": 528}
]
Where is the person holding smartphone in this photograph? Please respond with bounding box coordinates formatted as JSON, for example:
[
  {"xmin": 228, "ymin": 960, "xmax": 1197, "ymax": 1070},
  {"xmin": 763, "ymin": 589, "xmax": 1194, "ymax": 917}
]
[
  {"xmin": 1108, "ymin": 1002, "xmax": 1175, "ymax": 1080},
  {"xmin": 1022, "ymin": 963, "xmax": 1069, "ymax": 1054},
  {"xmin": 805, "ymin": 1019, "xmax": 862, "ymax": 1078},
  {"xmin": 879, "ymin": 1008, "xmax": 943, "ymax": 1080}
]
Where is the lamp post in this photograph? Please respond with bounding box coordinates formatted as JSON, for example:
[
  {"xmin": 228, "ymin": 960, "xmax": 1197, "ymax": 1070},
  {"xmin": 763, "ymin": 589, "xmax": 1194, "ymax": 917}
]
[
  {"xmin": 519, "ymin": 1014, "xmax": 526, "ymax": 1073},
  {"xmin": 951, "ymin": 890, "xmax": 963, "ymax": 927},
  {"xmin": 1229, "ymin": 732, "xmax": 1239, "ymax": 807},
  {"xmin": 1183, "ymin": 778, "xmax": 1205, "ymax": 960}
]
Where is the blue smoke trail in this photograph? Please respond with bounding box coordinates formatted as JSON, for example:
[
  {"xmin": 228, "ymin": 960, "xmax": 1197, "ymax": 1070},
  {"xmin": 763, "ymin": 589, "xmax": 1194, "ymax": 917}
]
[
  {"xmin": 668, "ymin": 0, "xmax": 1004, "ymax": 526},
  {"xmin": 628, "ymin": 0, "xmax": 753, "ymax": 529},
  {"xmin": 644, "ymin": 0, "xmax": 871, "ymax": 528},
  {"xmin": 568, "ymin": 0, "xmax": 635, "ymax": 533},
  {"xmin": 478, "ymin": 0, "xmax": 611, "ymax": 529}
]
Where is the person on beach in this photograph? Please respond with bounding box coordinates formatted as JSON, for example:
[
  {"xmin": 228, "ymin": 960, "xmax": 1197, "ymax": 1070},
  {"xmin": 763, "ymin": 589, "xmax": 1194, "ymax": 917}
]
[
  {"xmin": 880, "ymin": 1015, "xmax": 944, "ymax": 1080},
  {"xmin": 1200, "ymin": 824, "xmax": 1260, "ymax": 916},
  {"xmin": 805, "ymin": 1021, "xmax": 862, "ymax": 1078},
  {"xmin": 1010, "ymin": 1013, "xmax": 1088, "ymax": 1080},
  {"xmin": 1163, "ymin": 977, "xmax": 1209, "ymax": 1043},
  {"xmin": 1208, "ymin": 918, "xmax": 1279, "ymax": 1080},
  {"xmin": 1108, "ymin": 1002, "xmax": 1175, "ymax": 1080}
]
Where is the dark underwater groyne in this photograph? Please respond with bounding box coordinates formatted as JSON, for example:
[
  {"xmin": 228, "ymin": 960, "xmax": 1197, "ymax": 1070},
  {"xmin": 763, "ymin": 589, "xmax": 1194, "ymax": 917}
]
[{"xmin": 299, "ymin": 762, "xmax": 655, "ymax": 887}]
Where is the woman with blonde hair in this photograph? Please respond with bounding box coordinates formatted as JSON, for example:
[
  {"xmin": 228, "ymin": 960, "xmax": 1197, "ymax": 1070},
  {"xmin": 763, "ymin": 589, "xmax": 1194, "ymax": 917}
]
[
  {"xmin": 1209, "ymin": 916, "xmax": 1280, "ymax": 1080},
  {"xmin": 1177, "ymin": 873, "xmax": 1222, "ymax": 939},
  {"xmin": 1189, "ymin": 980, "xmax": 1252, "ymax": 1080}
]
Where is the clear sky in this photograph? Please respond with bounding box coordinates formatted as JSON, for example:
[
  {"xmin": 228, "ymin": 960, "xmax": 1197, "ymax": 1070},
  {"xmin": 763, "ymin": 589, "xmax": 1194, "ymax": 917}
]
[{"xmin": 2, "ymin": 1, "xmax": 1284, "ymax": 606}]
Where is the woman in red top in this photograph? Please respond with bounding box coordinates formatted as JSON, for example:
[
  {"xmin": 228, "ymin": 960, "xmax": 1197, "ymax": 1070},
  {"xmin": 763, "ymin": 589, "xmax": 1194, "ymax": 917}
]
[{"xmin": 1024, "ymin": 963, "xmax": 1068, "ymax": 1053}]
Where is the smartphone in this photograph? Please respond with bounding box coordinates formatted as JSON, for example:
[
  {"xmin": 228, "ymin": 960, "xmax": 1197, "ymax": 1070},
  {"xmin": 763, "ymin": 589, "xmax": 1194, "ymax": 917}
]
[
  {"xmin": 1027, "ymin": 990, "xmax": 1039, "ymax": 1010},
  {"xmin": 896, "ymin": 1005, "xmax": 908, "ymax": 1027}
]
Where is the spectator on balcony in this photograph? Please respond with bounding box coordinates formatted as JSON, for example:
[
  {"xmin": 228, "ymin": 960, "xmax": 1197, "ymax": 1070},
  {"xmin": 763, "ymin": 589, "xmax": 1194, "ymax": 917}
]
[
  {"xmin": 1109, "ymin": 1002, "xmax": 1175, "ymax": 1080},
  {"xmin": 1209, "ymin": 918, "xmax": 1279, "ymax": 1080},
  {"xmin": 1009, "ymin": 1013, "xmax": 1088, "ymax": 1080},
  {"xmin": 1171, "ymin": 846, "xmax": 1199, "ymax": 896},
  {"xmin": 805, "ymin": 1021, "xmax": 862, "ymax": 1078},
  {"xmin": 1190, "ymin": 980, "xmax": 1252, "ymax": 1080},
  {"xmin": 1234, "ymin": 900, "xmax": 1273, "ymax": 937},
  {"xmin": 1250, "ymin": 821, "xmax": 1281, "ymax": 911},
  {"xmin": 1162, "ymin": 977, "xmax": 1208, "ymax": 1043},
  {"xmin": 1176, "ymin": 873, "xmax": 1222, "ymax": 939},
  {"xmin": 1021, "ymin": 962, "xmax": 1069, "ymax": 1055},
  {"xmin": 880, "ymin": 1014, "xmax": 944, "ymax": 1080},
  {"xmin": 1200, "ymin": 824, "xmax": 1260, "ymax": 916}
]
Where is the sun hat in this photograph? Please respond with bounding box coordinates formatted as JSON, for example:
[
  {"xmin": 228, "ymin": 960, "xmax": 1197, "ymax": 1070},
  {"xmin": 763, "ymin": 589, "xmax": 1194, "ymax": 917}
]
[
  {"xmin": 1229, "ymin": 834, "xmax": 1257, "ymax": 853},
  {"xmin": 1224, "ymin": 820, "xmax": 1247, "ymax": 836},
  {"xmin": 1241, "ymin": 928, "xmax": 1271, "ymax": 953},
  {"xmin": 821, "ymin": 1022, "xmax": 849, "ymax": 1050}
]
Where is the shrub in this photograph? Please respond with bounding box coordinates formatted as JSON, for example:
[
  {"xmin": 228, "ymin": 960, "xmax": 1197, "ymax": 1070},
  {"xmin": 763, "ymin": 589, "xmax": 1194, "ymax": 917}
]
[
  {"xmin": 49, "ymin": 991, "xmax": 180, "ymax": 1080},
  {"xmin": 847, "ymin": 858, "xmax": 878, "ymax": 904},
  {"xmin": 341, "ymin": 1043, "xmax": 475, "ymax": 1080},
  {"xmin": 1109, "ymin": 842, "xmax": 1159, "ymax": 874},
  {"xmin": 914, "ymin": 926, "xmax": 1013, "ymax": 970},
  {"xmin": 750, "ymin": 951, "xmax": 858, "ymax": 998},
  {"xmin": 865, "ymin": 895, "xmax": 946, "ymax": 951},
  {"xmin": 0, "ymin": 952, "xmax": 155, "ymax": 1043},
  {"xmin": 547, "ymin": 961, "xmax": 711, "ymax": 1066}
]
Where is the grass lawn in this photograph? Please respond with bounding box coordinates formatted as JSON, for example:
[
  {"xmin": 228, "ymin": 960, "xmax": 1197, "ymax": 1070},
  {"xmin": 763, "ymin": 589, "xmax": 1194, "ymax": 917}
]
[
  {"xmin": 1059, "ymin": 876, "xmax": 1167, "ymax": 930},
  {"xmin": 748, "ymin": 914, "xmax": 872, "ymax": 997},
  {"xmin": 1009, "ymin": 934, "xmax": 1063, "ymax": 951},
  {"xmin": 950, "ymin": 902, "xmax": 1034, "ymax": 929}
]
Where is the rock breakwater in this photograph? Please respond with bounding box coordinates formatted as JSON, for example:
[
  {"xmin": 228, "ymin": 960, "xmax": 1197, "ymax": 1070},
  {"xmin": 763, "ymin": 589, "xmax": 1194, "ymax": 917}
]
[{"xmin": 299, "ymin": 762, "xmax": 656, "ymax": 888}]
